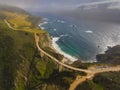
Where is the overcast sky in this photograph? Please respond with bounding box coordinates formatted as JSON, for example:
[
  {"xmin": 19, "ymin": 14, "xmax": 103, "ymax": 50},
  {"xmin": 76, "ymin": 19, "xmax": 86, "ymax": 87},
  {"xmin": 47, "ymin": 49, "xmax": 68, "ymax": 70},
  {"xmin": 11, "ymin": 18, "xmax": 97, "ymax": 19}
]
[{"xmin": 0, "ymin": 0, "xmax": 119, "ymax": 11}]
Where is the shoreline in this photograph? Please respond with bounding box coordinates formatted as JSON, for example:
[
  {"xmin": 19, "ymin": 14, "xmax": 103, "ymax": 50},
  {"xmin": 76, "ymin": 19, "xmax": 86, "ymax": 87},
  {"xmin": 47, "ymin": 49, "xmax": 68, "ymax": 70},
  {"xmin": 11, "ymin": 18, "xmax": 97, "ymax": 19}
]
[
  {"xmin": 52, "ymin": 37, "xmax": 78, "ymax": 62},
  {"xmin": 38, "ymin": 18, "xmax": 97, "ymax": 63},
  {"xmin": 39, "ymin": 18, "xmax": 78, "ymax": 62}
]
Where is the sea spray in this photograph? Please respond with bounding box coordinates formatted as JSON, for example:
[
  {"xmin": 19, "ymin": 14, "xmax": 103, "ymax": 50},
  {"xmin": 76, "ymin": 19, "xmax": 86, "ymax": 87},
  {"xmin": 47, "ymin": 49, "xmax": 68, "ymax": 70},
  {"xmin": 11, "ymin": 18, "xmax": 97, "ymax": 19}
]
[{"xmin": 52, "ymin": 37, "xmax": 78, "ymax": 62}]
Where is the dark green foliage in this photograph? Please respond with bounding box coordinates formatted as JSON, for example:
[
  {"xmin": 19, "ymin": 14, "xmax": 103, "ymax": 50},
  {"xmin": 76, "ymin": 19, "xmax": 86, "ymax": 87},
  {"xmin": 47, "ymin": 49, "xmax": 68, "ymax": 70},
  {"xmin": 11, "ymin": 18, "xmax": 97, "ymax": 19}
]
[
  {"xmin": 72, "ymin": 60, "xmax": 95, "ymax": 69},
  {"xmin": 93, "ymin": 72, "xmax": 120, "ymax": 90},
  {"xmin": 0, "ymin": 20, "xmax": 10, "ymax": 30},
  {"xmin": 76, "ymin": 80, "xmax": 103, "ymax": 90},
  {"xmin": 0, "ymin": 19, "xmax": 37, "ymax": 90},
  {"xmin": 26, "ymin": 56, "xmax": 56, "ymax": 90},
  {"xmin": 0, "ymin": 32, "xmax": 20, "ymax": 90},
  {"xmin": 0, "ymin": 5, "xmax": 60, "ymax": 90},
  {"xmin": 76, "ymin": 72, "xmax": 120, "ymax": 90},
  {"xmin": 21, "ymin": 43, "xmax": 35, "ymax": 59},
  {"xmin": 0, "ymin": 9, "xmax": 58, "ymax": 89},
  {"xmin": 42, "ymin": 70, "xmax": 77, "ymax": 90}
]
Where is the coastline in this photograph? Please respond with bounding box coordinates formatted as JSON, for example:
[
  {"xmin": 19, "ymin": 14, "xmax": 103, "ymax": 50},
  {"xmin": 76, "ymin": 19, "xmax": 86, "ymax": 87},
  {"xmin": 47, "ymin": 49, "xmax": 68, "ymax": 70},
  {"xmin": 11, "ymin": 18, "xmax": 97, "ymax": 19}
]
[
  {"xmin": 38, "ymin": 18, "xmax": 98, "ymax": 63},
  {"xmin": 39, "ymin": 18, "xmax": 78, "ymax": 62},
  {"xmin": 52, "ymin": 37, "xmax": 78, "ymax": 62}
]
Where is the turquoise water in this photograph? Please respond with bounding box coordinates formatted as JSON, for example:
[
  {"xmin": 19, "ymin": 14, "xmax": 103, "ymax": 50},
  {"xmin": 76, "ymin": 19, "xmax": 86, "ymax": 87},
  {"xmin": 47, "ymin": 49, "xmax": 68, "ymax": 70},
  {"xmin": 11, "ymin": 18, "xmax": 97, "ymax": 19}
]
[{"xmin": 39, "ymin": 13, "xmax": 120, "ymax": 62}]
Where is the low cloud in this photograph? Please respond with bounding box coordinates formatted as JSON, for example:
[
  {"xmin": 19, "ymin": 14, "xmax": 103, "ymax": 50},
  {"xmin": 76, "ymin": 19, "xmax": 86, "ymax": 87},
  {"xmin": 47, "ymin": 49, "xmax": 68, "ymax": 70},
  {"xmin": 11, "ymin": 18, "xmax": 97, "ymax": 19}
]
[
  {"xmin": 0, "ymin": 0, "xmax": 42, "ymax": 8},
  {"xmin": 0, "ymin": 0, "xmax": 120, "ymax": 12}
]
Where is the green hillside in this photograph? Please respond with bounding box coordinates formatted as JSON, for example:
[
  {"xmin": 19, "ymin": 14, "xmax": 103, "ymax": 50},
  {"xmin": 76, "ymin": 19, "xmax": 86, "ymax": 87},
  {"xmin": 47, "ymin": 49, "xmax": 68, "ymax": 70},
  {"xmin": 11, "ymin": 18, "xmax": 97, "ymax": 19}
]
[
  {"xmin": 0, "ymin": 5, "xmax": 76, "ymax": 90},
  {"xmin": 0, "ymin": 5, "xmax": 57, "ymax": 90},
  {"xmin": 0, "ymin": 5, "xmax": 120, "ymax": 90}
]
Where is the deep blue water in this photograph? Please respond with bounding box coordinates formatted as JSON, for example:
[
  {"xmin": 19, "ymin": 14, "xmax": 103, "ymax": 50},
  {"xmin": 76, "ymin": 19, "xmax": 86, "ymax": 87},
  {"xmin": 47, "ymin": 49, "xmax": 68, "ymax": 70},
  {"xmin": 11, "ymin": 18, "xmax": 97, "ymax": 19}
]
[{"xmin": 38, "ymin": 13, "xmax": 120, "ymax": 62}]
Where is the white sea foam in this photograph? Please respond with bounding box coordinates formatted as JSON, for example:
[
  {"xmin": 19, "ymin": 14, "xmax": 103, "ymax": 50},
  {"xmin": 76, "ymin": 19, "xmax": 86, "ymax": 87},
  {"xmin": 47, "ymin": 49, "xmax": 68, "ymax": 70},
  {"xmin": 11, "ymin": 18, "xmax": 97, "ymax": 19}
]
[
  {"xmin": 61, "ymin": 21, "xmax": 65, "ymax": 23},
  {"xmin": 39, "ymin": 21, "xmax": 48, "ymax": 30},
  {"xmin": 56, "ymin": 20, "xmax": 61, "ymax": 23},
  {"xmin": 39, "ymin": 21, "xmax": 48, "ymax": 27},
  {"xmin": 52, "ymin": 37, "xmax": 78, "ymax": 62},
  {"xmin": 85, "ymin": 30, "xmax": 93, "ymax": 33},
  {"xmin": 43, "ymin": 18, "xmax": 48, "ymax": 21},
  {"xmin": 40, "ymin": 27, "xmax": 45, "ymax": 30},
  {"xmin": 56, "ymin": 20, "xmax": 65, "ymax": 23},
  {"xmin": 53, "ymin": 29, "xmax": 57, "ymax": 31},
  {"xmin": 43, "ymin": 21, "xmax": 48, "ymax": 24},
  {"xmin": 60, "ymin": 34, "xmax": 69, "ymax": 37}
]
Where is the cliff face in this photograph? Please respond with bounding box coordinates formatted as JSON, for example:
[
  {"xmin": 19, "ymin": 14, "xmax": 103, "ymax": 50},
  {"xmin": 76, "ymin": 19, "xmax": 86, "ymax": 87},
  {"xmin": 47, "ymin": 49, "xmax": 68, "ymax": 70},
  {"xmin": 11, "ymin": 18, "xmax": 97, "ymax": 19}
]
[
  {"xmin": 96, "ymin": 45, "xmax": 120, "ymax": 65},
  {"xmin": 38, "ymin": 32, "xmax": 52, "ymax": 48}
]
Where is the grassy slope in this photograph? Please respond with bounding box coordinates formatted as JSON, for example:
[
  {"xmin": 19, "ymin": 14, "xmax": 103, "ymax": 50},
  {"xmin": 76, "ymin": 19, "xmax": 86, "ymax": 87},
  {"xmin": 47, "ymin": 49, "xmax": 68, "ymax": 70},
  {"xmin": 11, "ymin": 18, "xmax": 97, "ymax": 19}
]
[
  {"xmin": 3, "ymin": 11, "xmax": 45, "ymax": 33},
  {"xmin": 1, "ymin": 5, "xmax": 120, "ymax": 90},
  {"xmin": 0, "ymin": 6, "xmax": 56, "ymax": 90},
  {"xmin": 93, "ymin": 72, "xmax": 120, "ymax": 90},
  {"xmin": 0, "ymin": 6, "xmax": 83, "ymax": 90},
  {"xmin": 76, "ymin": 80, "xmax": 103, "ymax": 90}
]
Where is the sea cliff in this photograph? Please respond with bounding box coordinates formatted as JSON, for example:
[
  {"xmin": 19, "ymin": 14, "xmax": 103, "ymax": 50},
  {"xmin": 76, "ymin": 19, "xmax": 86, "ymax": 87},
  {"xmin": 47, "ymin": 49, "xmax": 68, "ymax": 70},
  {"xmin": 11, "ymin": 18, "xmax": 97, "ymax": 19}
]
[{"xmin": 0, "ymin": 5, "xmax": 120, "ymax": 90}]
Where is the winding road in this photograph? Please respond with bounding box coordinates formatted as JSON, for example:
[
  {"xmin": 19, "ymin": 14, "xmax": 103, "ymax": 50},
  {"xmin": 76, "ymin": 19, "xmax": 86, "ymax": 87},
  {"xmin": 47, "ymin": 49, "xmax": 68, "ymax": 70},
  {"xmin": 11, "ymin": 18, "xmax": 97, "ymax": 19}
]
[
  {"xmin": 69, "ymin": 65, "xmax": 120, "ymax": 90},
  {"xmin": 34, "ymin": 33, "xmax": 91, "ymax": 73},
  {"xmin": 34, "ymin": 33, "xmax": 120, "ymax": 90},
  {"xmin": 5, "ymin": 19, "xmax": 91, "ymax": 73},
  {"xmin": 5, "ymin": 19, "xmax": 120, "ymax": 90},
  {"xmin": 4, "ymin": 19, "xmax": 20, "ymax": 30}
]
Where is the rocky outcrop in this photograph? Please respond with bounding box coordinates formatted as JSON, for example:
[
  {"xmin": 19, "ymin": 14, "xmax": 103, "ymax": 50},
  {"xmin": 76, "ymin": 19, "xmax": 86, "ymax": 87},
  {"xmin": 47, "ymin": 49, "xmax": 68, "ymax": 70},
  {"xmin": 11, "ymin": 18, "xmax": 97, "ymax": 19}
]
[
  {"xmin": 38, "ymin": 32, "xmax": 52, "ymax": 48},
  {"xmin": 96, "ymin": 45, "xmax": 120, "ymax": 65}
]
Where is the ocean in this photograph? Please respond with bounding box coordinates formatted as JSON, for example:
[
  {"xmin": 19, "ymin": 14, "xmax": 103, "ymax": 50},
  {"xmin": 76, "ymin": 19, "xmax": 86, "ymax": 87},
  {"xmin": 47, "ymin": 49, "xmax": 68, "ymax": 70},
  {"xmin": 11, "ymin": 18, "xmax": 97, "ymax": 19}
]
[{"xmin": 38, "ymin": 13, "xmax": 120, "ymax": 62}]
